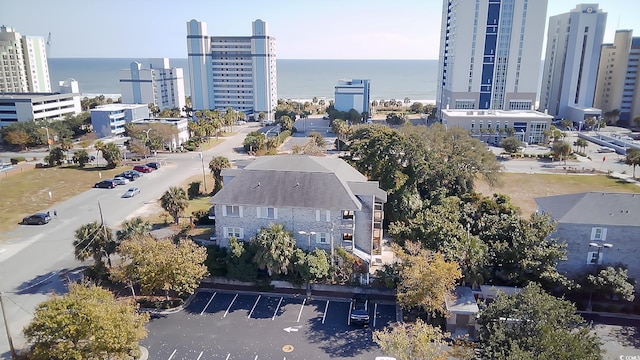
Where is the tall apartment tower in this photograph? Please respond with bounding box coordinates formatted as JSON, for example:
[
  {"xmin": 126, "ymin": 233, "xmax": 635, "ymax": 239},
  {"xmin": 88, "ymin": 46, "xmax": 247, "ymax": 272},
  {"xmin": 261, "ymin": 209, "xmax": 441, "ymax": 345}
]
[
  {"xmin": 187, "ymin": 19, "xmax": 277, "ymax": 120},
  {"xmin": 436, "ymin": 0, "xmax": 548, "ymax": 116},
  {"xmin": 594, "ymin": 30, "xmax": 640, "ymax": 125},
  {"xmin": 120, "ymin": 58, "xmax": 186, "ymax": 112},
  {"xmin": 539, "ymin": 4, "xmax": 607, "ymax": 123},
  {"xmin": 0, "ymin": 26, "xmax": 51, "ymax": 93}
]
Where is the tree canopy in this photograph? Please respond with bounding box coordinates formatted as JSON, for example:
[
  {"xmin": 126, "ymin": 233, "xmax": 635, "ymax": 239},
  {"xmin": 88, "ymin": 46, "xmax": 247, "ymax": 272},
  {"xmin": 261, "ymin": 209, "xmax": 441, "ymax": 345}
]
[
  {"xmin": 373, "ymin": 318, "xmax": 448, "ymax": 360},
  {"xmin": 160, "ymin": 186, "xmax": 189, "ymax": 223},
  {"xmin": 252, "ymin": 223, "xmax": 296, "ymax": 276}
]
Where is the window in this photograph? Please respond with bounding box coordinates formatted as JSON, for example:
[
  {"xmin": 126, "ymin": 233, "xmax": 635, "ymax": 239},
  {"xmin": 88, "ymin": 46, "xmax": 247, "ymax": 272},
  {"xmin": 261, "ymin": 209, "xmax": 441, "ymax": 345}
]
[
  {"xmin": 223, "ymin": 205, "xmax": 242, "ymax": 217},
  {"xmin": 316, "ymin": 232, "xmax": 329, "ymax": 244},
  {"xmin": 590, "ymin": 227, "xmax": 607, "ymax": 241},
  {"xmin": 342, "ymin": 210, "xmax": 354, "ymax": 220},
  {"xmin": 257, "ymin": 207, "xmax": 277, "ymax": 219},
  {"xmin": 316, "ymin": 210, "xmax": 330, "ymax": 222},
  {"xmin": 223, "ymin": 227, "xmax": 244, "ymax": 239},
  {"xmin": 587, "ymin": 251, "xmax": 602, "ymax": 265}
]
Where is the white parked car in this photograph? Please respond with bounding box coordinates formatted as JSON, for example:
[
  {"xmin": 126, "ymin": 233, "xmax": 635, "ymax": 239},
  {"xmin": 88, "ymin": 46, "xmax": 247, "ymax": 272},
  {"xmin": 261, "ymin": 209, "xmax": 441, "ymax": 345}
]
[
  {"xmin": 112, "ymin": 176, "xmax": 129, "ymax": 185},
  {"xmin": 597, "ymin": 147, "xmax": 615, "ymax": 153},
  {"xmin": 122, "ymin": 187, "xmax": 140, "ymax": 198}
]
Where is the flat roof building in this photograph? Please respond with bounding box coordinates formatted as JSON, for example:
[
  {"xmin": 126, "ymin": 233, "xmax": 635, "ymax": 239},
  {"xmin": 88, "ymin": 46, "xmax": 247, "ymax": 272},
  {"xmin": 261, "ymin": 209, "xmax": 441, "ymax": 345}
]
[
  {"xmin": 120, "ymin": 58, "xmax": 186, "ymax": 113},
  {"xmin": 334, "ymin": 79, "xmax": 370, "ymax": 115},
  {"xmin": 90, "ymin": 104, "xmax": 149, "ymax": 138}
]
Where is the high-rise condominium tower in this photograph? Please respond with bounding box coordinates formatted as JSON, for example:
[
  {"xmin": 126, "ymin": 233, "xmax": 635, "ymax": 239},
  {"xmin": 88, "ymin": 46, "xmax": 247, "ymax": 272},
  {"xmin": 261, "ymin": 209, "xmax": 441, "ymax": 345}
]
[
  {"xmin": 436, "ymin": 0, "xmax": 548, "ymax": 116},
  {"xmin": 539, "ymin": 4, "xmax": 607, "ymax": 123},
  {"xmin": 120, "ymin": 58, "xmax": 186, "ymax": 112},
  {"xmin": 0, "ymin": 26, "xmax": 51, "ymax": 93},
  {"xmin": 594, "ymin": 30, "xmax": 640, "ymax": 124},
  {"xmin": 187, "ymin": 19, "xmax": 277, "ymax": 120}
]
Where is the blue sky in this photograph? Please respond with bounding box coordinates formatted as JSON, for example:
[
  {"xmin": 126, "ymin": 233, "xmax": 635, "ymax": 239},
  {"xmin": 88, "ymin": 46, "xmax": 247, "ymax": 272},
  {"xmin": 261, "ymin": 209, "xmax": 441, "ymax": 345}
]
[{"xmin": 2, "ymin": 0, "xmax": 639, "ymax": 59}]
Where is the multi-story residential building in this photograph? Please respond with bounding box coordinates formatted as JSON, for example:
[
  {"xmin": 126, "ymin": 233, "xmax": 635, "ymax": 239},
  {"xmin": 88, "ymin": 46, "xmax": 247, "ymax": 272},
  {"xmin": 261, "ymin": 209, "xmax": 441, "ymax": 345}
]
[
  {"xmin": 535, "ymin": 192, "xmax": 640, "ymax": 290},
  {"xmin": 539, "ymin": 4, "xmax": 607, "ymax": 124},
  {"xmin": 120, "ymin": 58, "xmax": 186, "ymax": 112},
  {"xmin": 440, "ymin": 108, "xmax": 552, "ymax": 144},
  {"xmin": 0, "ymin": 79, "xmax": 81, "ymax": 127},
  {"xmin": 131, "ymin": 117, "xmax": 190, "ymax": 150},
  {"xmin": 0, "ymin": 26, "xmax": 51, "ymax": 93},
  {"xmin": 594, "ymin": 30, "xmax": 640, "ymax": 125},
  {"xmin": 436, "ymin": 0, "xmax": 548, "ymax": 116},
  {"xmin": 90, "ymin": 104, "xmax": 149, "ymax": 138},
  {"xmin": 334, "ymin": 79, "xmax": 370, "ymax": 115},
  {"xmin": 210, "ymin": 156, "xmax": 387, "ymax": 267},
  {"xmin": 187, "ymin": 19, "xmax": 277, "ymax": 120}
]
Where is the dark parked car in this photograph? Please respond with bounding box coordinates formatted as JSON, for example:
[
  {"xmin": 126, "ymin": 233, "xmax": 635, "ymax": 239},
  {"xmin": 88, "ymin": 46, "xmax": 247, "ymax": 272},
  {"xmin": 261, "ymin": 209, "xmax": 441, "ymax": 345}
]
[
  {"xmin": 145, "ymin": 162, "xmax": 161, "ymax": 170},
  {"xmin": 94, "ymin": 180, "xmax": 116, "ymax": 189},
  {"xmin": 133, "ymin": 165, "xmax": 153, "ymax": 173},
  {"xmin": 117, "ymin": 170, "xmax": 141, "ymax": 181},
  {"xmin": 350, "ymin": 294, "xmax": 370, "ymax": 326},
  {"xmin": 22, "ymin": 213, "xmax": 51, "ymax": 225}
]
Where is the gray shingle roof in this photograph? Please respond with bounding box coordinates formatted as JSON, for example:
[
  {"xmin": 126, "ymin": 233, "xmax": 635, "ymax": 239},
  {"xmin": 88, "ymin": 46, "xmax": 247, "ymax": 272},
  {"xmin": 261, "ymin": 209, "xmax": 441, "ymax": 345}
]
[
  {"xmin": 535, "ymin": 192, "xmax": 640, "ymax": 226},
  {"xmin": 212, "ymin": 155, "xmax": 385, "ymax": 210}
]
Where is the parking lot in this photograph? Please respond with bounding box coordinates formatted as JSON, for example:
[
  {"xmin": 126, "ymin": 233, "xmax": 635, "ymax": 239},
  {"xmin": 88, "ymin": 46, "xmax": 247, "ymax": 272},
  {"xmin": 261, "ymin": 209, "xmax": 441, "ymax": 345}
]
[{"xmin": 142, "ymin": 290, "xmax": 397, "ymax": 360}]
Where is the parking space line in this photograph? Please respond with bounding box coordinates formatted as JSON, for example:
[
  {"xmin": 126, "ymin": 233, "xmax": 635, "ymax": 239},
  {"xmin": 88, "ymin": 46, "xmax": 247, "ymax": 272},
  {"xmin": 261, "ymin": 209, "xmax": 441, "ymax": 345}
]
[
  {"xmin": 373, "ymin": 303, "xmax": 378, "ymax": 328},
  {"xmin": 196, "ymin": 351, "xmax": 203, "ymax": 360},
  {"xmin": 322, "ymin": 300, "xmax": 329, "ymax": 324},
  {"xmin": 272, "ymin": 297, "xmax": 283, "ymax": 320},
  {"xmin": 347, "ymin": 300, "xmax": 353, "ymax": 325},
  {"xmin": 223, "ymin": 294, "xmax": 238, "ymax": 318},
  {"xmin": 254, "ymin": 356, "xmax": 258, "ymax": 360},
  {"xmin": 225, "ymin": 353, "xmax": 230, "ymax": 360},
  {"xmin": 200, "ymin": 292, "xmax": 217, "ymax": 315},
  {"xmin": 296, "ymin": 298, "xmax": 306, "ymax": 322},
  {"xmin": 248, "ymin": 295, "xmax": 261, "ymax": 318},
  {"xmin": 167, "ymin": 349, "xmax": 176, "ymax": 360}
]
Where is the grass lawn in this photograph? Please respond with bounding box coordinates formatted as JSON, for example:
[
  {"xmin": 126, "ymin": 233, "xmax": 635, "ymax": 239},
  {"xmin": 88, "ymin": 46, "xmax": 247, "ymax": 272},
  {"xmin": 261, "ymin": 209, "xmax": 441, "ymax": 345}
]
[
  {"xmin": 475, "ymin": 173, "xmax": 640, "ymax": 216},
  {"xmin": 197, "ymin": 138, "xmax": 224, "ymax": 152},
  {"xmin": 0, "ymin": 164, "xmax": 128, "ymax": 237}
]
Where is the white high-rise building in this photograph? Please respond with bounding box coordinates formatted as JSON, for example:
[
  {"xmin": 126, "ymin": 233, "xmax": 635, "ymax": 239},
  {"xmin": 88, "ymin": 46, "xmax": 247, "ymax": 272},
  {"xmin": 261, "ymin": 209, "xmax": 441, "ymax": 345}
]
[
  {"xmin": 0, "ymin": 26, "xmax": 51, "ymax": 93},
  {"xmin": 334, "ymin": 79, "xmax": 370, "ymax": 115},
  {"xmin": 120, "ymin": 58, "xmax": 186, "ymax": 112},
  {"xmin": 436, "ymin": 0, "xmax": 548, "ymax": 117},
  {"xmin": 187, "ymin": 19, "xmax": 277, "ymax": 120},
  {"xmin": 539, "ymin": 4, "xmax": 607, "ymax": 123}
]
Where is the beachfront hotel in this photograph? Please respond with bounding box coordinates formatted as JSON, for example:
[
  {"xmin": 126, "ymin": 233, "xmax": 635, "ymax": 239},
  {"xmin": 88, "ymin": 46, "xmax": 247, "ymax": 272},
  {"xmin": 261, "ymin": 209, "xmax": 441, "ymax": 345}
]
[
  {"xmin": 186, "ymin": 19, "xmax": 277, "ymax": 120},
  {"xmin": 334, "ymin": 79, "xmax": 370, "ymax": 115},
  {"xmin": 0, "ymin": 25, "xmax": 51, "ymax": 93},
  {"xmin": 120, "ymin": 58, "xmax": 186, "ymax": 113},
  {"xmin": 593, "ymin": 30, "xmax": 640, "ymax": 125},
  {"xmin": 539, "ymin": 4, "xmax": 607, "ymax": 124},
  {"xmin": 436, "ymin": 0, "xmax": 548, "ymax": 117}
]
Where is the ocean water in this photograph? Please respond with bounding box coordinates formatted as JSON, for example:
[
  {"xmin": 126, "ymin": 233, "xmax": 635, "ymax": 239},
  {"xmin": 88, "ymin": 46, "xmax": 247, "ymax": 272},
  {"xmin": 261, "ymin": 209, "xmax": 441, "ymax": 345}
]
[{"xmin": 47, "ymin": 58, "xmax": 438, "ymax": 102}]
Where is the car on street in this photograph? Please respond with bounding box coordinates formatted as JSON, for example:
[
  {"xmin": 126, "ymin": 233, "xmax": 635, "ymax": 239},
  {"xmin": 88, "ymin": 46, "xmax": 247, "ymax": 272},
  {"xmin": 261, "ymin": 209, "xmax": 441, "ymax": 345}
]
[
  {"xmin": 145, "ymin": 162, "xmax": 161, "ymax": 170},
  {"xmin": 235, "ymin": 120, "xmax": 246, "ymax": 125},
  {"xmin": 597, "ymin": 147, "xmax": 616, "ymax": 153},
  {"xmin": 21, "ymin": 213, "xmax": 51, "ymax": 225},
  {"xmin": 133, "ymin": 165, "xmax": 154, "ymax": 173},
  {"xmin": 117, "ymin": 170, "xmax": 142, "ymax": 181},
  {"xmin": 350, "ymin": 294, "xmax": 370, "ymax": 326},
  {"xmin": 112, "ymin": 176, "xmax": 129, "ymax": 185},
  {"xmin": 94, "ymin": 179, "xmax": 116, "ymax": 189},
  {"xmin": 122, "ymin": 187, "xmax": 140, "ymax": 198}
]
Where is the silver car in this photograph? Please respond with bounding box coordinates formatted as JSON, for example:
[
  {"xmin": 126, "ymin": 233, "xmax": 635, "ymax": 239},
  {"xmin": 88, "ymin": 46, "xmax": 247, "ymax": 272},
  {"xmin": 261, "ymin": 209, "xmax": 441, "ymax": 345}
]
[
  {"xmin": 122, "ymin": 187, "xmax": 140, "ymax": 198},
  {"xmin": 112, "ymin": 176, "xmax": 129, "ymax": 185}
]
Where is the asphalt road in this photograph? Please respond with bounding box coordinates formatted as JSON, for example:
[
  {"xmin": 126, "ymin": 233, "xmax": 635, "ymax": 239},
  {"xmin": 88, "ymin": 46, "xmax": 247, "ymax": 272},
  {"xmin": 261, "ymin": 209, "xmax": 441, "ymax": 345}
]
[
  {"xmin": 0, "ymin": 126, "xmax": 255, "ymax": 357},
  {"xmin": 142, "ymin": 290, "xmax": 396, "ymax": 360}
]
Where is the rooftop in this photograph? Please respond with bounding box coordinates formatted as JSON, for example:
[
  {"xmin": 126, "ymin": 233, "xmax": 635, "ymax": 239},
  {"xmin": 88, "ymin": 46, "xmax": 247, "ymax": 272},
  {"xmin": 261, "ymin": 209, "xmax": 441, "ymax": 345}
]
[
  {"xmin": 535, "ymin": 192, "xmax": 640, "ymax": 226},
  {"xmin": 441, "ymin": 109, "xmax": 552, "ymax": 119}
]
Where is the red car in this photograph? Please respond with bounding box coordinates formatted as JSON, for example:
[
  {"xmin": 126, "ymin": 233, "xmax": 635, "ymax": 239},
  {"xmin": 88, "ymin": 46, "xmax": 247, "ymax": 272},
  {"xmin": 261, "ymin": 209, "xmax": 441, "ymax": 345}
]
[{"xmin": 133, "ymin": 165, "xmax": 153, "ymax": 173}]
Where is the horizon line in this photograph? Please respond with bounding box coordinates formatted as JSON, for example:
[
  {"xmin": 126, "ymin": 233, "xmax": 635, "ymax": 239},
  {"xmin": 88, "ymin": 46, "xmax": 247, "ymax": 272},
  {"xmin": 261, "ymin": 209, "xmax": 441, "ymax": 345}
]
[{"xmin": 48, "ymin": 57, "xmax": 440, "ymax": 61}]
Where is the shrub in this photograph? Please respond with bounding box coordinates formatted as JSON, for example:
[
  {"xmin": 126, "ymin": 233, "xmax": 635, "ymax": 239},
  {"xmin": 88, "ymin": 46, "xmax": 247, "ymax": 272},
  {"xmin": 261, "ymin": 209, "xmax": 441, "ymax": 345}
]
[
  {"xmin": 191, "ymin": 209, "xmax": 214, "ymax": 225},
  {"xmin": 187, "ymin": 181, "xmax": 201, "ymax": 200},
  {"xmin": 10, "ymin": 156, "xmax": 26, "ymax": 165}
]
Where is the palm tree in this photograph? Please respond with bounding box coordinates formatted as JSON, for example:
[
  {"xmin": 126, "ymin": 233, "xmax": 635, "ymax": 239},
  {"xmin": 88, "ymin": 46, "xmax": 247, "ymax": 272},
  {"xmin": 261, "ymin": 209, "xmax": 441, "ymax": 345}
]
[
  {"xmin": 116, "ymin": 217, "xmax": 151, "ymax": 243},
  {"xmin": 209, "ymin": 156, "xmax": 231, "ymax": 193},
  {"xmin": 633, "ymin": 116, "xmax": 640, "ymax": 130},
  {"xmin": 625, "ymin": 148, "xmax": 640, "ymax": 178},
  {"xmin": 404, "ymin": 97, "xmax": 410, "ymax": 109},
  {"xmin": 252, "ymin": 223, "xmax": 296, "ymax": 276},
  {"xmin": 73, "ymin": 221, "xmax": 116, "ymax": 268},
  {"xmin": 331, "ymin": 119, "xmax": 349, "ymax": 151},
  {"xmin": 160, "ymin": 187, "xmax": 189, "ymax": 224},
  {"xmin": 60, "ymin": 137, "xmax": 74, "ymax": 163},
  {"xmin": 93, "ymin": 140, "xmax": 105, "ymax": 166}
]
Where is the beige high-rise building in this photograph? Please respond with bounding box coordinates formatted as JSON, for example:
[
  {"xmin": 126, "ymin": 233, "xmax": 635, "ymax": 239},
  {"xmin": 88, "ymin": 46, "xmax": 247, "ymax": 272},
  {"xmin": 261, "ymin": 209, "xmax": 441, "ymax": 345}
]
[
  {"xmin": 594, "ymin": 30, "xmax": 640, "ymax": 125},
  {"xmin": 0, "ymin": 26, "xmax": 51, "ymax": 93}
]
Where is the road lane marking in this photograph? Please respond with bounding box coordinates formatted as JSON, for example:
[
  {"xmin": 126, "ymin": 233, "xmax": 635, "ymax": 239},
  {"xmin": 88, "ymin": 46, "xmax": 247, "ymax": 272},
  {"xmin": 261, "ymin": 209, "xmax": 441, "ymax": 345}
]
[
  {"xmin": 282, "ymin": 345, "xmax": 294, "ymax": 353},
  {"xmin": 322, "ymin": 300, "xmax": 329, "ymax": 324},
  {"xmin": 272, "ymin": 297, "xmax": 283, "ymax": 320},
  {"xmin": 196, "ymin": 351, "xmax": 203, "ymax": 360},
  {"xmin": 200, "ymin": 292, "xmax": 217, "ymax": 315},
  {"xmin": 296, "ymin": 298, "xmax": 306, "ymax": 322},
  {"xmin": 248, "ymin": 295, "xmax": 261, "ymax": 318},
  {"xmin": 167, "ymin": 349, "xmax": 176, "ymax": 360},
  {"xmin": 223, "ymin": 294, "xmax": 238, "ymax": 318},
  {"xmin": 374, "ymin": 302, "xmax": 378, "ymax": 328}
]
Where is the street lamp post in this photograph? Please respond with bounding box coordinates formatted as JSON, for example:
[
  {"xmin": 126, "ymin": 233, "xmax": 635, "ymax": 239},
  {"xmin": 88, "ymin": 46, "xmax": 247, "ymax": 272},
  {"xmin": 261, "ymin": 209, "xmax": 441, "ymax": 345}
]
[
  {"xmin": 41, "ymin": 126, "xmax": 51, "ymax": 151},
  {"xmin": 199, "ymin": 151, "xmax": 207, "ymax": 192},
  {"xmin": 587, "ymin": 242, "xmax": 613, "ymax": 311},
  {"xmin": 142, "ymin": 128, "xmax": 153, "ymax": 158}
]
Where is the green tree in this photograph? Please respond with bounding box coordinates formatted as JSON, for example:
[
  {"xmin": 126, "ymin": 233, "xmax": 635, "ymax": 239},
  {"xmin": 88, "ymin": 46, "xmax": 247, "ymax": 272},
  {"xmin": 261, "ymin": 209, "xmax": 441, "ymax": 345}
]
[
  {"xmin": 331, "ymin": 119, "xmax": 350, "ymax": 151},
  {"xmin": 23, "ymin": 282, "xmax": 149, "ymax": 360},
  {"xmin": 308, "ymin": 131, "xmax": 326, "ymax": 147},
  {"xmin": 394, "ymin": 242, "xmax": 461, "ymax": 316},
  {"xmin": 292, "ymin": 248, "xmax": 330, "ymax": 283},
  {"xmin": 116, "ymin": 217, "xmax": 151, "ymax": 243},
  {"xmin": 499, "ymin": 136, "xmax": 522, "ymax": 153},
  {"xmin": 3, "ymin": 128, "xmax": 31, "ymax": 150},
  {"xmin": 588, "ymin": 266, "xmax": 636, "ymax": 301},
  {"xmin": 385, "ymin": 112, "xmax": 408, "ymax": 126},
  {"xmin": 73, "ymin": 221, "xmax": 116, "ymax": 268},
  {"xmin": 209, "ymin": 155, "xmax": 231, "ymax": 193},
  {"xmin": 160, "ymin": 186, "xmax": 189, "ymax": 224},
  {"xmin": 47, "ymin": 147, "xmax": 65, "ymax": 166},
  {"xmin": 633, "ymin": 116, "xmax": 640, "ymax": 129},
  {"xmin": 243, "ymin": 131, "xmax": 266, "ymax": 152},
  {"xmin": 373, "ymin": 318, "xmax": 448, "ymax": 360},
  {"xmin": 252, "ymin": 223, "xmax": 296, "ymax": 276},
  {"xmin": 101, "ymin": 142, "xmax": 122, "ymax": 168},
  {"xmin": 573, "ymin": 138, "xmax": 589, "ymax": 153},
  {"xmin": 72, "ymin": 149, "xmax": 90, "ymax": 167},
  {"xmin": 225, "ymin": 236, "xmax": 258, "ymax": 282},
  {"xmin": 477, "ymin": 283, "xmax": 603, "ymax": 360},
  {"xmin": 624, "ymin": 148, "xmax": 640, "ymax": 178},
  {"xmin": 278, "ymin": 115, "xmax": 294, "ymax": 132},
  {"xmin": 551, "ymin": 141, "xmax": 572, "ymax": 164}
]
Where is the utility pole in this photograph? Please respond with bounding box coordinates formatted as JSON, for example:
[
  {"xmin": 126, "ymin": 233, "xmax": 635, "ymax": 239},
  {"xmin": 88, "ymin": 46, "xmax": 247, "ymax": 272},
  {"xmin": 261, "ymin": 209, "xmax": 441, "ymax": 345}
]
[
  {"xmin": 0, "ymin": 292, "xmax": 17, "ymax": 359},
  {"xmin": 199, "ymin": 152, "xmax": 207, "ymax": 192}
]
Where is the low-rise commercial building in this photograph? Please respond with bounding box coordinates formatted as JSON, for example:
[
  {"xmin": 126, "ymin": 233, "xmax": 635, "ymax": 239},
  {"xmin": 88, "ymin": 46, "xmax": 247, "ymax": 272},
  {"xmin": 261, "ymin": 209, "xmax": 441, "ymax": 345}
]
[
  {"xmin": 90, "ymin": 104, "xmax": 149, "ymax": 138},
  {"xmin": 131, "ymin": 117, "xmax": 189, "ymax": 150}
]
